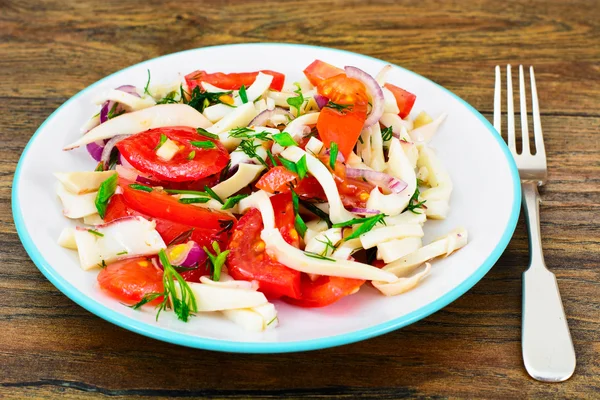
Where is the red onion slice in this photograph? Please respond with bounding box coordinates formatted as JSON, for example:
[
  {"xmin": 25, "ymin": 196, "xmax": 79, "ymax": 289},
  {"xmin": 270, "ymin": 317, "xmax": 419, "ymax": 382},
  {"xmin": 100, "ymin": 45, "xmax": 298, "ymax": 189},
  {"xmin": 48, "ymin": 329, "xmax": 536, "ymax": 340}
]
[
  {"xmin": 100, "ymin": 134, "xmax": 129, "ymax": 169},
  {"xmin": 99, "ymin": 85, "xmax": 140, "ymax": 124},
  {"xmin": 165, "ymin": 241, "xmax": 207, "ymax": 267},
  {"xmin": 349, "ymin": 207, "xmax": 381, "ymax": 215},
  {"xmin": 314, "ymin": 94, "xmax": 328, "ymax": 109},
  {"xmin": 344, "ymin": 66, "xmax": 385, "ymax": 128},
  {"xmin": 249, "ymin": 107, "xmax": 293, "ymax": 127},
  {"xmin": 86, "ymin": 141, "xmax": 105, "ymax": 162},
  {"xmin": 346, "ymin": 167, "xmax": 407, "ymax": 194}
]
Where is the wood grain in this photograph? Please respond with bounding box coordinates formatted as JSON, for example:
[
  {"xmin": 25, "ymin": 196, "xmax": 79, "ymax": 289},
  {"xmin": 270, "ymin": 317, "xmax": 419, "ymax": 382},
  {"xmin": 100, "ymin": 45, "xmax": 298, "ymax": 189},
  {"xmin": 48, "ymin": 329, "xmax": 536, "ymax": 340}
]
[{"xmin": 1, "ymin": 0, "xmax": 599, "ymax": 398}]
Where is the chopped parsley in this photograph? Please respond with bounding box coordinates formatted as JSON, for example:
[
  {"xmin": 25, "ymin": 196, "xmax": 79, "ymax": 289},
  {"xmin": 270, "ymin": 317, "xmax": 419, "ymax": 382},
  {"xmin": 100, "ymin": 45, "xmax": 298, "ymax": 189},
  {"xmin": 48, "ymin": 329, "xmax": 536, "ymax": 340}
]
[
  {"xmin": 298, "ymin": 200, "xmax": 332, "ymax": 228},
  {"xmin": 156, "ymin": 90, "xmax": 178, "ymax": 104},
  {"xmin": 291, "ymin": 190, "xmax": 307, "ymax": 239},
  {"xmin": 204, "ymin": 241, "xmax": 230, "ymax": 281},
  {"xmin": 94, "ymin": 162, "xmax": 104, "ymax": 172},
  {"xmin": 88, "ymin": 229, "xmax": 104, "ymax": 237},
  {"xmin": 94, "ymin": 174, "xmax": 118, "ymax": 218},
  {"xmin": 272, "ymin": 132, "xmax": 297, "ymax": 147},
  {"xmin": 204, "ymin": 185, "xmax": 223, "ymax": 204},
  {"xmin": 326, "ymin": 101, "xmax": 353, "ymax": 113},
  {"xmin": 183, "ymin": 85, "xmax": 233, "ymax": 113},
  {"xmin": 286, "ymin": 82, "xmax": 306, "ymax": 116},
  {"xmin": 239, "ymin": 84, "xmax": 248, "ymax": 104},
  {"xmin": 381, "ymin": 126, "xmax": 394, "ymax": 142},
  {"xmin": 406, "ymin": 180, "xmax": 427, "ymax": 214},
  {"xmin": 229, "ymin": 127, "xmax": 271, "ymax": 142},
  {"xmin": 179, "ymin": 197, "xmax": 211, "ymax": 204},
  {"xmin": 190, "ymin": 140, "xmax": 216, "ymax": 149},
  {"xmin": 196, "ymin": 127, "xmax": 219, "ymax": 140},
  {"xmin": 333, "ymin": 213, "xmax": 387, "ymax": 241},
  {"xmin": 238, "ymin": 139, "xmax": 268, "ymax": 167},
  {"xmin": 267, "ymin": 316, "xmax": 278, "ymax": 326},
  {"xmin": 187, "ymin": 151, "xmax": 196, "ymax": 160},
  {"xmin": 221, "ymin": 194, "xmax": 249, "ymax": 210},
  {"xmin": 129, "ymin": 183, "xmax": 153, "ymax": 192},
  {"xmin": 144, "ymin": 69, "xmax": 152, "ymax": 96},
  {"xmin": 154, "ymin": 133, "xmax": 167, "ymax": 150},
  {"xmin": 315, "ymin": 235, "xmax": 338, "ymax": 256},
  {"xmin": 167, "ymin": 228, "xmax": 195, "ymax": 246},
  {"xmin": 329, "ymin": 142, "xmax": 339, "ymax": 170},
  {"xmin": 266, "ymin": 149, "xmax": 278, "ymax": 166},
  {"xmin": 304, "ymin": 252, "xmax": 336, "ymax": 262},
  {"xmin": 164, "ymin": 189, "xmax": 209, "ymax": 195},
  {"xmin": 278, "ymin": 155, "xmax": 307, "ymax": 179},
  {"xmin": 116, "ymin": 250, "xmax": 128, "ymax": 256},
  {"xmin": 107, "ymin": 102, "xmax": 125, "ymax": 119}
]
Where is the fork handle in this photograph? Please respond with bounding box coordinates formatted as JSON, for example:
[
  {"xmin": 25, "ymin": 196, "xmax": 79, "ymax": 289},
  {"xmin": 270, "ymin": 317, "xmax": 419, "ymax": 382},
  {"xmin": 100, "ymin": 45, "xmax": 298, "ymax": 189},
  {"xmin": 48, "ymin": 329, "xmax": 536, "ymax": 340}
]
[{"xmin": 521, "ymin": 181, "xmax": 576, "ymax": 382}]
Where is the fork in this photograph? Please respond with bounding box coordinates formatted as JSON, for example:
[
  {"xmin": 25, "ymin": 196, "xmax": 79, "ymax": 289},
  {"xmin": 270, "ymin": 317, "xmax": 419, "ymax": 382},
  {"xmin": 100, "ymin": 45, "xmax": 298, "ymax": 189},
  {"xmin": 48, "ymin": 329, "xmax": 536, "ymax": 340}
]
[{"xmin": 494, "ymin": 65, "xmax": 576, "ymax": 382}]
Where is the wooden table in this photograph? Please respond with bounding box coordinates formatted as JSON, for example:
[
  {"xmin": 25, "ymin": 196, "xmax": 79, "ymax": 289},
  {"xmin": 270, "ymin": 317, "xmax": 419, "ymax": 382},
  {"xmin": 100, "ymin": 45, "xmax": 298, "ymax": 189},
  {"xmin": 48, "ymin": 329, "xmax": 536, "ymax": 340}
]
[{"xmin": 2, "ymin": 0, "xmax": 599, "ymax": 398}]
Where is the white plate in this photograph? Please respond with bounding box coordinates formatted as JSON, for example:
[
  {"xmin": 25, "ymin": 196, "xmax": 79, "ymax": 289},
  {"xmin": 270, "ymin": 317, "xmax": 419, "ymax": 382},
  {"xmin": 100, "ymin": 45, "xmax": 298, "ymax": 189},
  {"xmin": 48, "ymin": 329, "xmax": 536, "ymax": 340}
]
[{"xmin": 12, "ymin": 43, "xmax": 520, "ymax": 353}]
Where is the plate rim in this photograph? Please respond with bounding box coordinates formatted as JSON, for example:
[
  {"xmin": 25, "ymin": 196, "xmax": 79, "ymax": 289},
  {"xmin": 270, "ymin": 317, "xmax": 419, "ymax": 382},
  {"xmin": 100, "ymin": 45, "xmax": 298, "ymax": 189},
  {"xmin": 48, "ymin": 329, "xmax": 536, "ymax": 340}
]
[{"xmin": 12, "ymin": 42, "xmax": 521, "ymax": 353}]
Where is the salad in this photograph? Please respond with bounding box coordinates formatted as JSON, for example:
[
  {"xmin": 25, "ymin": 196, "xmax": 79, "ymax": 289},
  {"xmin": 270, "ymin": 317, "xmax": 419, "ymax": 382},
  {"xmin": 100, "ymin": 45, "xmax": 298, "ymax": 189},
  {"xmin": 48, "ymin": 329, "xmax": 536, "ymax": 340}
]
[{"xmin": 55, "ymin": 59, "xmax": 467, "ymax": 332}]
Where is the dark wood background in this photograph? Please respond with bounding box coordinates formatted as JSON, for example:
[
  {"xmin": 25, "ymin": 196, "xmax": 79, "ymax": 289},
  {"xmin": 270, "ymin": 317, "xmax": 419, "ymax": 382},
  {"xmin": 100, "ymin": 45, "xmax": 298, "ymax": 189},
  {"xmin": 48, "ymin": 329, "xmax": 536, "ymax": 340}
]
[{"xmin": 1, "ymin": 0, "xmax": 599, "ymax": 398}]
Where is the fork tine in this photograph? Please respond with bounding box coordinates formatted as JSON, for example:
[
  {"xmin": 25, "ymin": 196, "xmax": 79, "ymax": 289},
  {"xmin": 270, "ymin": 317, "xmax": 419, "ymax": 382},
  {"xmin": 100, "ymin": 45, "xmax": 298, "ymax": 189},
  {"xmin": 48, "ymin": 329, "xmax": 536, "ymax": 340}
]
[
  {"xmin": 494, "ymin": 65, "xmax": 501, "ymax": 134},
  {"xmin": 506, "ymin": 65, "xmax": 516, "ymax": 153},
  {"xmin": 519, "ymin": 65, "xmax": 531, "ymax": 155},
  {"xmin": 530, "ymin": 67, "xmax": 546, "ymax": 160}
]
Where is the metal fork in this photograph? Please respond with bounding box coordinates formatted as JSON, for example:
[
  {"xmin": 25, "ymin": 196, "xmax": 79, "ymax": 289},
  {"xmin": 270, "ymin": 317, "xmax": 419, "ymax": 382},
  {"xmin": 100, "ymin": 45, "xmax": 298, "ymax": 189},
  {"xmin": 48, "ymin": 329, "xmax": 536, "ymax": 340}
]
[{"xmin": 494, "ymin": 65, "xmax": 576, "ymax": 382}]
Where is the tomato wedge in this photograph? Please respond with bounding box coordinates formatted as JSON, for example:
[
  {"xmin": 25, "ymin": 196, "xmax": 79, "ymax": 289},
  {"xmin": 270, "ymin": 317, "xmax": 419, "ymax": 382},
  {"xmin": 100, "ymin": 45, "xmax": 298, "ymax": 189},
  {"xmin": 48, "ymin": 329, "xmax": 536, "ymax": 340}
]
[
  {"xmin": 116, "ymin": 127, "xmax": 229, "ymax": 182},
  {"xmin": 185, "ymin": 70, "xmax": 285, "ymax": 92},
  {"xmin": 303, "ymin": 60, "xmax": 344, "ymax": 87},
  {"xmin": 384, "ymin": 83, "xmax": 417, "ymax": 119},
  {"xmin": 316, "ymin": 75, "xmax": 368, "ymax": 160},
  {"xmin": 226, "ymin": 195, "xmax": 302, "ymax": 299},
  {"xmin": 97, "ymin": 257, "xmax": 164, "ymax": 305},
  {"xmin": 283, "ymin": 274, "xmax": 365, "ymax": 308}
]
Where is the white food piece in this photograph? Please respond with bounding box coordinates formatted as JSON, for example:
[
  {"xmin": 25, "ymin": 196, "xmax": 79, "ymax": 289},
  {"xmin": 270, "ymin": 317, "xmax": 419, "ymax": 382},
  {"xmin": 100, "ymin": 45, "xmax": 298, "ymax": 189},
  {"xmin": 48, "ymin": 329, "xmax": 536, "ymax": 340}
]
[
  {"xmin": 58, "ymin": 227, "xmax": 77, "ymax": 250},
  {"xmin": 357, "ymin": 125, "xmax": 372, "ymax": 166},
  {"xmin": 267, "ymin": 91, "xmax": 294, "ymax": 107},
  {"xmin": 399, "ymin": 126, "xmax": 419, "ymax": 168},
  {"xmin": 383, "ymin": 228, "xmax": 468, "ymax": 277},
  {"xmin": 346, "ymin": 151, "xmax": 370, "ymax": 170},
  {"xmin": 147, "ymin": 80, "xmax": 182, "ymax": 100},
  {"xmin": 230, "ymin": 140, "xmax": 268, "ymax": 168},
  {"xmin": 376, "ymin": 237, "xmax": 423, "ymax": 264},
  {"xmin": 74, "ymin": 217, "xmax": 166, "ymax": 270},
  {"xmin": 255, "ymin": 99, "xmax": 268, "ymax": 113},
  {"xmin": 186, "ymin": 282, "xmax": 269, "ymax": 312},
  {"xmin": 373, "ymin": 263, "xmax": 432, "ymax": 296},
  {"xmin": 409, "ymin": 113, "xmax": 448, "ymax": 143},
  {"xmin": 266, "ymin": 96, "xmax": 275, "ymax": 110},
  {"xmin": 80, "ymin": 114, "xmax": 100, "ymax": 133},
  {"xmin": 64, "ymin": 104, "xmax": 211, "ymax": 150},
  {"xmin": 93, "ymin": 89, "xmax": 156, "ymax": 111},
  {"xmin": 368, "ymin": 123, "xmax": 386, "ymax": 172},
  {"xmin": 211, "ymin": 163, "xmax": 265, "ymax": 199},
  {"xmin": 222, "ymin": 302, "xmax": 278, "ymax": 332},
  {"xmin": 303, "ymin": 219, "xmax": 330, "ymax": 244},
  {"xmin": 417, "ymin": 145, "xmax": 453, "ymax": 219},
  {"xmin": 359, "ymin": 224, "xmax": 424, "ymax": 250},
  {"xmin": 206, "ymin": 102, "xmax": 258, "ymax": 134},
  {"xmin": 200, "ymin": 275, "xmax": 257, "ymax": 291},
  {"xmin": 285, "ymin": 112, "xmax": 319, "ymax": 140},
  {"xmin": 234, "ymin": 72, "xmax": 274, "ymax": 105},
  {"xmin": 203, "ymin": 103, "xmax": 234, "ymax": 123},
  {"xmin": 280, "ymin": 146, "xmax": 354, "ymax": 224},
  {"xmin": 382, "ymin": 86, "xmax": 400, "ymax": 114},
  {"xmin": 383, "ymin": 211, "xmax": 427, "ymax": 226},
  {"xmin": 375, "ymin": 65, "xmax": 392, "ymax": 86},
  {"xmin": 156, "ymin": 138, "xmax": 180, "ymax": 161},
  {"xmin": 380, "ymin": 113, "xmax": 413, "ymax": 133},
  {"xmin": 332, "ymin": 238, "xmax": 363, "ymax": 260},
  {"xmin": 304, "ymin": 228, "xmax": 343, "ymax": 257},
  {"xmin": 56, "ymin": 182, "xmax": 98, "ymax": 219},
  {"xmin": 200, "ymin": 82, "xmax": 229, "ymax": 92},
  {"xmin": 54, "ymin": 171, "xmax": 116, "ymax": 194},
  {"xmin": 83, "ymin": 213, "xmax": 105, "ymax": 226},
  {"xmin": 305, "ymin": 137, "xmax": 324, "ymax": 155},
  {"xmin": 241, "ymin": 191, "xmax": 397, "ymax": 282}
]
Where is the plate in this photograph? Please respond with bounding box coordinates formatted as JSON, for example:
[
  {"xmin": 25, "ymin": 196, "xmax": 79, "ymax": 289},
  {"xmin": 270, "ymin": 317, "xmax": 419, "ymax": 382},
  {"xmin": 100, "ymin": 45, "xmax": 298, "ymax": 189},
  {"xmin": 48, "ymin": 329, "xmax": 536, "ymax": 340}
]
[{"xmin": 12, "ymin": 43, "xmax": 520, "ymax": 353}]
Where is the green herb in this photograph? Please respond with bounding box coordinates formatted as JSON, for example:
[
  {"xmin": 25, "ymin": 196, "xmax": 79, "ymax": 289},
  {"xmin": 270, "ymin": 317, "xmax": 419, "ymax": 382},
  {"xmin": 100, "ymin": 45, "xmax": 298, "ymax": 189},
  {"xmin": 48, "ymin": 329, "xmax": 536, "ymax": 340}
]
[
  {"xmin": 298, "ymin": 200, "xmax": 332, "ymax": 228},
  {"xmin": 358, "ymin": 135, "xmax": 364, "ymax": 144},
  {"xmin": 184, "ymin": 86, "xmax": 233, "ymax": 113},
  {"xmin": 334, "ymin": 213, "xmax": 387, "ymax": 241},
  {"xmin": 381, "ymin": 126, "xmax": 394, "ymax": 142},
  {"xmin": 221, "ymin": 194, "xmax": 249, "ymax": 210},
  {"xmin": 155, "ymin": 133, "xmax": 168, "ymax": 150},
  {"xmin": 156, "ymin": 90, "xmax": 178, "ymax": 104},
  {"xmin": 107, "ymin": 102, "xmax": 125, "ymax": 119},
  {"xmin": 238, "ymin": 140, "xmax": 268, "ymax": 167},
  {"xmin": 216, "ymin": 219, "xmax": 235, "ymax": 235},
  {"xmin": 129, "ymin": 183, "xmax": 153, "ymax": 192},
  {"xmin": 304, "ymin": 252, "xmax": 336, "ymax": 262},
  {"xmin": 296, "ymin": 155, "xmax": 308, "ymax": 179},
  {"xmin": 267, "ymin": 316, "xmax": 278, "ymax": 326},
  {"xmin": 229, "ymin": 127, "xmax": 271, "ymax": 142},
  {"xmin": 167, "ymin": 228, "xmax": 195, "ymax": 246},
  {"xmin": 130, "ymin": 250, "xmax": 198, "ymax": 322},
  {"xmin": 406, "ymin": 181, "xmax": 426, "ymax": 214},
  {"xmin": 187, "ymin": 151, "xmax": 196, "ymax": 160},
  {"xmin": 95, "ymin": 162, "xmax": 104, "ymax": 172},
  {"xmin": 278, "ymin": 156, "xmax": 298, "ymax": 174},
  {"xmin": 219, "ymin": 160, "xmax": 231, "ymax": 183},
  {"xmin": 196, "ymin": 127, "xmax": 219, "ymax": 140},
  {"xmin": 204, "ymin": 242, "xmax": 230, "ymax": 281},
  {"xmin": 291, "ymin": 191, "xmax": 307, "ymax": 238},
  {"xmin": 286, "ymin": 82, "xmax": 306, "ymax": 116},
  {"xmin": 98, "ymin": 259, "xmax": 107, "ymax": 269},
  {"xmin": 116, "ymin": 250, "xmax": 128, "ymax": 255},
  {"xmin": 326, "ymin": 101, "xmax": 353, "ymax": 112},
  {"xmin": 329, "ymin": 142, "xmax": 338, "ymax": 170},
  {"xmin": 315, "ymin": 235, "xmax": 338, "ymax": 256},
  {"xmin": 164, "ymin": 189, "xmax": 210, "ymax": 196},
  {"xmin": 144, "ymin": 69, "xmax": 152, "ymax": 96},
  {"xmin": 190, "ymin": 140, "xmax": 216, "ymax": 149},
  {"xmin": 239, "ymin": 84, "xmax": 248, "ymax": 104},
  {"xmin": 266, "ymin": 149, "xmax": 278, "ymax": 166},
  {"xmin": 272, "ymin": 132, "xmax": 297, "ymax": 147},
  {"xmin": 204, "ymin": 185, "xmax": 223, "ymax": 204},
  {"xmin": 179, "ymin": 197, "xmax": 211, "ymax": 204},
  {"xmin": 94, "ymin": 174, "xmax": 118, "ymax": 218},
  {"xmin": 88, "ymin": 229, "xmax": 104, "ymax": 237},
  {"xmin": 108, "ymin": 148, "xmax": 119, "ymax": 170}
]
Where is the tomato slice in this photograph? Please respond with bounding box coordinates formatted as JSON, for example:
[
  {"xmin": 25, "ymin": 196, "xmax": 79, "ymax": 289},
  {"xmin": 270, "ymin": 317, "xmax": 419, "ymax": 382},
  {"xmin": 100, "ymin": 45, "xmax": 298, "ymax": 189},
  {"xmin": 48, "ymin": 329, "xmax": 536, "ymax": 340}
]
[
  {"xmin": 316, "ymin": 75, "xmax": 368, "ymax": 160},
  {"xmin": 185, "ymin": 70, "xmax": 285, "ymax": 92},
  {"xmin": 303, "ymin": 60, "xmax": 344, "ymax": 87},
  {"xmin": 283, "ymin": 274, "xmax": 365, "ymax": 308},
  {"xmin": 255, "ymin": 166, "xmax": 297, "ymax": 193},
  {"xmin": 97, "ymin": 257, "xmax": 164, "ymax": 305},
  {"xmin": 384, "ymin": 83, "xmax": 417, "ymax": 119},
  {"xmin": 226, "ymin": 195, "xmax": 302, "ymax": 299},
  {"xmin": 116, "ymin": 127, "xmax": 229, "ymax": 182}
]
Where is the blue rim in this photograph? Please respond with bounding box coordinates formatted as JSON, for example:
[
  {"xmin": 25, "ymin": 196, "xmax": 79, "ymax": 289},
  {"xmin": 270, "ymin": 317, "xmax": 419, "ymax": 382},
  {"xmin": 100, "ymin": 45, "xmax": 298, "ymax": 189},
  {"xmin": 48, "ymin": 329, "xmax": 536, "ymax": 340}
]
[{"xmin": 12, "ymin": 43, "xmax": 521, "ymax": 353}]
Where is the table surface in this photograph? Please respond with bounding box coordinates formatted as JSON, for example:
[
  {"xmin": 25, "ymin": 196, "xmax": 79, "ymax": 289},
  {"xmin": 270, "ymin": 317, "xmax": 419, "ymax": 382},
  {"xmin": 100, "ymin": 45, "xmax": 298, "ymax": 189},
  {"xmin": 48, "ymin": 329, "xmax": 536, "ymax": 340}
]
[{"xmin": 2, "ymin": 0, "xmax": 599, "ymax": 398}]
